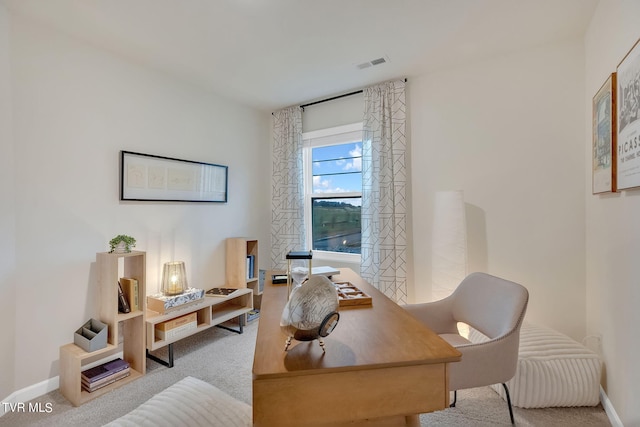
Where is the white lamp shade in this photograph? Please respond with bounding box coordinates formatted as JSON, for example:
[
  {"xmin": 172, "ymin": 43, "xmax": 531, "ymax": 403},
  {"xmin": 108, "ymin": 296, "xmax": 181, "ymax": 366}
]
[{"xmin": 431, "ymin": 191, "xmax": 467, "ymax": 301}]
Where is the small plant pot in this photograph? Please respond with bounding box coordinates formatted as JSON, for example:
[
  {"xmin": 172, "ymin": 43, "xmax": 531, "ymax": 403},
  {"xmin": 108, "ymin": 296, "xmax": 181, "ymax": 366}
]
[{"xmin": 113, "ymin": 241, "xmax": 129, "ymax": 253}]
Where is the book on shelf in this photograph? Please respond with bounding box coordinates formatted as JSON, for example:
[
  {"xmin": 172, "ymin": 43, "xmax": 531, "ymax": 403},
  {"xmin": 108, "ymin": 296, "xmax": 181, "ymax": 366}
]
[
  {"xmin": 117, "ymin": 281, "xmax": 131, "ymax": 313},
  {"xmin": 82, "ymin": 369, "xmax": 130, "ymax": 393},
  {"xmin": 271, "ymin": 274, "xmax": 287, "ymax": 284},
  {"xmin": 81, "ymin": 358, "xmax": 129, "ymax": 384},
  {"xmin": 258, "ymin": 269, "xmax": 266, "ymax": 293},
  {"xmin": 246, "ymin": 255, "xmax": 255, "ymax": 279},
  {"xmin": 154, "ymin": 312, "xmax": 198, "ymax": 340},
  {"xmin": 120, "ymin": 277, "xmax": 139, "ymax": 311},
  {"xmin": 247, "ymin": 309, "xmax": 260, "ymax": 322},
  {"xmin": 155, "ymin": 321, "xmax": 197, "ymax": 340},
  {"xmin": 205, "ymin": 287, "xmax": 239, "ymax": 297}
]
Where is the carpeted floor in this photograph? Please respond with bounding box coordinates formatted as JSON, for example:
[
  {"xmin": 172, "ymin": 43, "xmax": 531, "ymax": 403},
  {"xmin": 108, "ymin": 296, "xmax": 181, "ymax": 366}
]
[{"xmin": 0, "ymin": 320, "xmax": 611, "ymax": 426}]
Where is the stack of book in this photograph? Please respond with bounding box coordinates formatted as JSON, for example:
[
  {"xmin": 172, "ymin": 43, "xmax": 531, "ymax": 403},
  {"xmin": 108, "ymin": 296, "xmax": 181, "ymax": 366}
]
[
  {"xmin": 154, "ymin": 312, "xmax": 198, "ymax": 340},
  {"xmin": 247, "ymin": 309, "xmax": 260, "ymax": 322},
  {"xmin": 81, "ymin": 358, "xmax": 130, "ymax": 393}
]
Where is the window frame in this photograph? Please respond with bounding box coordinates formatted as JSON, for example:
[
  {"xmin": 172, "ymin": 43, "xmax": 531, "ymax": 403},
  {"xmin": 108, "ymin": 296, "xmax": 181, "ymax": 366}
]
[{"xmin": 302, "ymin": 122, "xmax": 363, "ymax": 264}]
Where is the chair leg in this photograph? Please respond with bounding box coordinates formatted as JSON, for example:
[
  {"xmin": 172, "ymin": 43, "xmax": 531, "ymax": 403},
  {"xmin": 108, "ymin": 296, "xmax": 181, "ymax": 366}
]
[
  {"xmin": 450, "ymin": 390, "xmax": 457, "ymax": 407},
  {"xmin": 501, "ymin": 383, "xmax": 515, "ymax": 424}
]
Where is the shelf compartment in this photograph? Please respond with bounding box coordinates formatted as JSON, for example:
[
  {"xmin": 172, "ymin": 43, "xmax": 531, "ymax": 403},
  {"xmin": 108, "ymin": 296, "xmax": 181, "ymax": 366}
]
[
  {"xmin": 60, "ymin": 251, "xmax": 147, "ymax": 406},
  {"xmin": 211, "ymin": 297, "xmax": 252, "ymax": 324},
  {"xmin": 59, "ymin": 342, "xmax": 142, "ymax": 407}
]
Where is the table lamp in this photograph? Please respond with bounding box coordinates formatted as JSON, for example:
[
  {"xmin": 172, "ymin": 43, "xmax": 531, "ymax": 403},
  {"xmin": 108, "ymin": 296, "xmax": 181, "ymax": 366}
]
[{"xmin": 161, "ymin": 261, "xmax": 188, "ymax": 296}]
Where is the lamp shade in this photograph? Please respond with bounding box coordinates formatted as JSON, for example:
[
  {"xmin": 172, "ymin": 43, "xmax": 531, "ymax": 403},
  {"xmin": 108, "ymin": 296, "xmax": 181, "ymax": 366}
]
[
  {"xmin": 161, "ymin": 261, "xmax": 188, "ymax": 296},
  {"xmin": 431, "ymin": 191, "xmax": 467, "ymax": 301}
]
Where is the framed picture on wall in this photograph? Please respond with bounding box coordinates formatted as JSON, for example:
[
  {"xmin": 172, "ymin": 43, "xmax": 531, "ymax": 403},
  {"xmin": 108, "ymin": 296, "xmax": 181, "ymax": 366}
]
[
  {"xmin": 616, "ymin": 38, "xmax": 640, "ymax": 190},
  {"xmin": 120, "ymin": 151, "xmax": 228, "ymax": 202},
  {"xmin": 592, "ymin": 73, "xmax": 617, "ymax": 194}
]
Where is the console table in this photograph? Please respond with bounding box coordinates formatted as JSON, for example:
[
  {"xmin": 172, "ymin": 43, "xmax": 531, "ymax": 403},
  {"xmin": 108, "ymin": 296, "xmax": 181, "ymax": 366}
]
[
  {"xmin": 146, "ymin": 288, "xmax": 252, "ymax": 367},
  {"xmin": 252, "ymin": 269, "xmax": 461, "ymax": 427}
]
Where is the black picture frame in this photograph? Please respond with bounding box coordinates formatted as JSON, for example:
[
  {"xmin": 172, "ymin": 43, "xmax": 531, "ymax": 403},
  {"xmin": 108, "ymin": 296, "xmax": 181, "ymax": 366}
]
[{"xmin": 120, "ymin": 151, "xmax": 228, "ymax": 202}]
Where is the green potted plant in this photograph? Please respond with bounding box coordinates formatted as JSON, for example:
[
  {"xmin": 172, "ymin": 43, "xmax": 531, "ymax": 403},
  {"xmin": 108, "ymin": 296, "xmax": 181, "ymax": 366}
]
[{"xmin": 109, "ymin": 234, "xmax": 137, "ymax": 253}]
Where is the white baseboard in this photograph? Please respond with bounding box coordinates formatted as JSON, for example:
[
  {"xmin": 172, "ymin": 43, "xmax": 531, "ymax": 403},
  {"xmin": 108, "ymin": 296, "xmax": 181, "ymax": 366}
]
[
  {"xmin": 0, "ymin": 376, "xmax": 59, "ymax": 417},
  {"xmin": 600, "ymin": 386, "xmax": 623, "ymax": 427}
]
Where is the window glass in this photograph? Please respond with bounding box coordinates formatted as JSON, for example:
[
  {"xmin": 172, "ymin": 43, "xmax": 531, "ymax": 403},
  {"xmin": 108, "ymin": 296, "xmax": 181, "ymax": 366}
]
[
  {"xmin": 312, "ymin": 142, "xmax": 362, "ymax": 194},
  {"xmin": 311, "ymin": 197, "xmax": 361, "ymax": 254},
  {"xmin": 303, "ymin": 124, "xmax": 363, "ymax": 257}
]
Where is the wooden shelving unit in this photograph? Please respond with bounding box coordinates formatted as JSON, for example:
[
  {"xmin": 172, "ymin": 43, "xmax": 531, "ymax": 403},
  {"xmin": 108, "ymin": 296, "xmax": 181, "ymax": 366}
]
[
  {"xmin": 145, "ymin": 288, "xmax": 252, "ymax": 366},
  {"xmin": 226, "ymin": 237, "xmax": 261, "ymax": 309},
  {"xmin": 59, "ymin": 251, "xmax": 146, "ymax": 406}
]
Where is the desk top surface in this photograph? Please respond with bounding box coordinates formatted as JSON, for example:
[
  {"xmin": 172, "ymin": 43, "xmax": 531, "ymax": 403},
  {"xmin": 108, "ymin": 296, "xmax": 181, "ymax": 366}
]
[{"xmin": 252, "ymin": 268, "xmax": 461, "ymax": 380}]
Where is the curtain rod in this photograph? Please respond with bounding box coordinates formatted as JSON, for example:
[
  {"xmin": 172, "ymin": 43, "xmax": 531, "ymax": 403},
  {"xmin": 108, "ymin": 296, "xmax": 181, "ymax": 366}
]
[
  {"xmin": 301, "ymin": 78, "xmax": 407, "ymax": 110},
  {"xmin": 300, "ymin": 89, "xmax": 363, "ymax": 109},
  {"xmin": 272, "ymin": 78, "xmax": 407, "ymax": 115}
]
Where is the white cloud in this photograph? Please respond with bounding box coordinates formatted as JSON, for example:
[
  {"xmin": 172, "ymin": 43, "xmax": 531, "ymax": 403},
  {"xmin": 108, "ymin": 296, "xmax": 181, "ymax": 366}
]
[
  {"xmin": 313, "ymin": 176, "xmax": 331, "ymax": 189},
  {"xmin": 343, "ymin": 144, "xmax": 362, "ymax": 171}
]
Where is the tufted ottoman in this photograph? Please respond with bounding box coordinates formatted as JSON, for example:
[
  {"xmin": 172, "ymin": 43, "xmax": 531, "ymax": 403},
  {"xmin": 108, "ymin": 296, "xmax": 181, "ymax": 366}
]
[{"xmin": 471, "ymin": 322, "xmax": 602, "ymax": 408}]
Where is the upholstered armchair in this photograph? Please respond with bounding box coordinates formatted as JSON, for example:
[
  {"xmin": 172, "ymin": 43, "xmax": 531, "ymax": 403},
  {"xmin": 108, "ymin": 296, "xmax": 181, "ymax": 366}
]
[{"xmin": 403, "ymin": 272, "xmax": 529, "ymax": 424}]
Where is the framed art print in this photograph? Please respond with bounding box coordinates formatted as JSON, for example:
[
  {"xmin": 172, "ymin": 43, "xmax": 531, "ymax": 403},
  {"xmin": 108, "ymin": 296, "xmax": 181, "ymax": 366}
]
[
  {"xmin": 616, "ymin": 38, "xmax": 640, "ymax": 190},
  {"xmin": 120, "ymin": 151, "xmax": 228, "ymax": 202},
  {"xmin": 593, "ymin": 73, "xmax": 617, "ymax": 193}
]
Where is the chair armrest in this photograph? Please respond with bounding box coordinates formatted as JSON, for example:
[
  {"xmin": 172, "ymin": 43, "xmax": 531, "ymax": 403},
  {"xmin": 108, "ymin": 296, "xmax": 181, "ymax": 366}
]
[
  {"xmin": 403, "ymin": 297, "xmax": 458, "ymax": 335},
  {"xmin": 449, "ymin": 331, "xmax": 521, "ymax": 390}
]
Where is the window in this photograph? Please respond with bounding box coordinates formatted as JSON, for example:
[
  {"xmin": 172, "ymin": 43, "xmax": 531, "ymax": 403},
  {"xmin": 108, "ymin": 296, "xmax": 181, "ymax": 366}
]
[{"xmin": 303, "ymin": 123, "xmax": 363, "ymax": 259}]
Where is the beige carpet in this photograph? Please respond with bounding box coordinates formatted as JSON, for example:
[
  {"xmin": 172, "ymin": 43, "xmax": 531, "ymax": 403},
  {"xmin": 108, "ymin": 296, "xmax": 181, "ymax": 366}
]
[{"xmin": 0, "ymin": 321, "xmax": 610, "ymax": 426}]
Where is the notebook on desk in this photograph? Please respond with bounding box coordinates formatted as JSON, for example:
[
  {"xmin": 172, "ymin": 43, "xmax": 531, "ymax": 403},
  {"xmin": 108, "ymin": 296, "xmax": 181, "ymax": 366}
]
[
  {"xmin": 271, "ymin": 267, "xmax": 340, "ymax": 285},
  {"xmin": 311, "ymin": 266, "xmax": 340, "ymax": 277}
]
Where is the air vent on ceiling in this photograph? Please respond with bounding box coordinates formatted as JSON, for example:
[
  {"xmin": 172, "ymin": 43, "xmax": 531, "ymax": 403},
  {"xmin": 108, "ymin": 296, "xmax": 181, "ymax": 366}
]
[{"xmin": 356, "ymin": 55, "xmax": 389, "ymax": 70}]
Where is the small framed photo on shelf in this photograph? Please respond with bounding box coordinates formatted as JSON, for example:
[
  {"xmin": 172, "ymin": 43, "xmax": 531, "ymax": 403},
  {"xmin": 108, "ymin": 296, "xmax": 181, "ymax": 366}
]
[
  {"xmin": 592, "ymin": 73, "xmax": 617, "ymax": 194},
  {"xmin": 120, "ymin": 151, "xmax": 228, "ymax": 202},
  {"xmin": 616, "ymin": 38, "xmax": 640, "ymax": 190}
]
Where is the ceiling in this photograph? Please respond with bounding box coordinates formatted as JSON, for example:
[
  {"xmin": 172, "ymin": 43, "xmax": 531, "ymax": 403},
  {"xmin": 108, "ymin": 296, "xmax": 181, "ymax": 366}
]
[{"xmin": 3, "ymin": 0, "xmax": 599, "ymax": 112}]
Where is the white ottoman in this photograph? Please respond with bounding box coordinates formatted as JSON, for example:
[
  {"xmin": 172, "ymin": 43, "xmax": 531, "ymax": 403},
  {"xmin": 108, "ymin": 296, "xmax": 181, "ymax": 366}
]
[
  {"xmin": 105, "ymin": 376, "xmax": 252, "ymax": 427},
  {"xmin": 471, "ymin": 322, "xmax": 602, "ymax": 408}
]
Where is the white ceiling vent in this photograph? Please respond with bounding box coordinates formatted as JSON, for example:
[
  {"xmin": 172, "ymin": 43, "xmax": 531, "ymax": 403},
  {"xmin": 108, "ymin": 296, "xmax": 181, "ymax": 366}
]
[{"xmin": 356, "ymin": 55, "xmax": 389, "ymax": 70}]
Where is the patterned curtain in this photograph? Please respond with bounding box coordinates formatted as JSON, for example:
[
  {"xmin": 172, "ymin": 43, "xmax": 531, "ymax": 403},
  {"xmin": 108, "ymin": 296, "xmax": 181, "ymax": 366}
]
[
  {"xmin": 271, "ymin": 107, "xmax": 305, "ymax": 269},
  {"xmin": 361, "ymin": 80, "xmax": 407, "ymax": 303}
]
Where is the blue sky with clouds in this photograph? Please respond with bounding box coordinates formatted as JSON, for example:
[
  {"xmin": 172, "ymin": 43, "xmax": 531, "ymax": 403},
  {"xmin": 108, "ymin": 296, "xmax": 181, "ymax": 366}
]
[{"xmin": 312, "ymin": 142, "xmax": 362, "ymax": 194}]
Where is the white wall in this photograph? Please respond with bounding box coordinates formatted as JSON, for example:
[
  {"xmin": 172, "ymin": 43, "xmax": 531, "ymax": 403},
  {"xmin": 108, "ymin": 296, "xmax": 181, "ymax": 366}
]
[
  {"xmin": 409, "ymin": 39, "xmax": 587, "ymax": 341},
  {"xmin": 0, "ymin": 2, "xmax": 17, "ymax": 401},
  {"xmin": 5, "ymin": 15, "xmax": 270, "ymax": 393},
  {"xmin": 585, "ymin": 1, "xmax": 640, "ymax": 424}
]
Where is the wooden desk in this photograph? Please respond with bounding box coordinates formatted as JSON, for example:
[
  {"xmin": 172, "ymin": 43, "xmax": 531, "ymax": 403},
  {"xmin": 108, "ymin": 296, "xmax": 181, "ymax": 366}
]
[{"xmin": 252, "ymin": 269, "xmax": 461, "ymax": 427}]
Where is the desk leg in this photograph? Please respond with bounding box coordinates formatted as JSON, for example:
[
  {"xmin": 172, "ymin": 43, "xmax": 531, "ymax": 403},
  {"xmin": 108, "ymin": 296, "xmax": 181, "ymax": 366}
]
[
  {"xmin": 215, "ymin": 314, "xmax": 244, "ymax": 334},
  {"xmin": 146, "ymin": 343, "xmax": 174, "ymax": 368}
]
